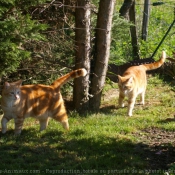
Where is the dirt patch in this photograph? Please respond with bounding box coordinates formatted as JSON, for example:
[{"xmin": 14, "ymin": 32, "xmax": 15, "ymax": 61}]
[
  {"xmin": 133, "ymin": 127, "xmax": 175, "ymax": 170},
  {"xmin": 102, "ymin": 88, "xmax": 119, "ymax": 102},
  {"xmin": 100, "ymin": 88, "xmax": 119, "ymax": 110}
]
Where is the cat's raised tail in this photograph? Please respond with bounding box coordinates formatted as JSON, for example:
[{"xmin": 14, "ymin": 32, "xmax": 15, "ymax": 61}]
[
  {"xmin": 143, "ymin": 51, "xmax": 166, "ymax": 71},
  {"xmin": 52, "ymin": 68, "xmax": 87, "ymax": 88}
]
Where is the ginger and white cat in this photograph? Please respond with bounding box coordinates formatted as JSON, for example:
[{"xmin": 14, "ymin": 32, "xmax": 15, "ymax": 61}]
[
  {"xmin": 1, "ymin": 68, "xmax": 87, "ymax": 134},
  {"xmin": 117, "ymin": 51, "xmax": 166, "ymax": 116}
]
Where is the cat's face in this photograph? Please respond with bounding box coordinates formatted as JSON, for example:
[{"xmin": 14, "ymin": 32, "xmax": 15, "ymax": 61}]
[
  {"xmin": 3, "ymin": 80, "xmax": 22, "ymax": 101},
  {"xmin": 118, "ymin": 76, "xmax": 133, "ymax": 94}
]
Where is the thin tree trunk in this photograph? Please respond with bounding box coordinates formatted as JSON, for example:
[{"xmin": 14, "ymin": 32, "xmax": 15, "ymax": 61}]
[
  {"xmin": 119, "ymin": 0, "xmax": 134, "ymax": 19},
  {"xmin": 142, "ymin": 0, "xmax": 150, "ymax": 41},
  {"xmin": 89, "ymin": 0, "xmax": 116, "ymax": 111},
  {"xmin": 119, "ymin": 0, "xmax": 140, "ymax": 60},
  {"xmin": 129, "ymin": 1, "xmax": 140, "ymax": 59},
  {"xmin": 73, "ymin": 0, "xmax": 91, "ymax": 112}
]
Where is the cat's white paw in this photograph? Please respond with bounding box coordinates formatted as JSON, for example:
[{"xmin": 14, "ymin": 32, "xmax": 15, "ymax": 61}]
[
  {"xmin": 121, "ymin": 103, "xmax": 125, "ymax": 107},
  {"xmin": 118, "ymin": 103, "xmax": 125, "ymax": 108},
  {"xmin": 128, "ymin": 111, "xmax": 132, "ymax": 117}
]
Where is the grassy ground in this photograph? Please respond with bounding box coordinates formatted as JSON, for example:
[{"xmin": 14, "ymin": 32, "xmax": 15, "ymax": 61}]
[{"xmin": 0, "ymin": 75, "xmax": 175, "ymax": 175}]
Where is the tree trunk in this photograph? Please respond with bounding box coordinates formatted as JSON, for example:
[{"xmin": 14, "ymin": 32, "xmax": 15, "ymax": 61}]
[
  {"xmin": 119, "ymin": 0, "xmax": 140, "ymax": 60},
  {"xmin": 89, "ymin": 0, "xmax": 116, "ymax": 111},
  {"xmin": 119, "ymin": 0, "xmax": 134, "ymax": 19},
  {"xmin": 73, "ymin": 0, "xmax": 91, "ymax": 112},
  {"xmin": 129, "ymin": 0, "xmax": 140, "ymax": 59},
  {"xmin": 142, "ymin": 0, "xmax": 150, "ymax": 41}
]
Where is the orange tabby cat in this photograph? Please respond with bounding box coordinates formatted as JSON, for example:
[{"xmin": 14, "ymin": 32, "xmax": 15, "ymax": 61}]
[
  {"xmin": 1, "ymin": 68, "xmax": 87, "ymax": 134},
  {"xmin": 117, "ymin": 51, "xmax": 166, "ymax": 116}
]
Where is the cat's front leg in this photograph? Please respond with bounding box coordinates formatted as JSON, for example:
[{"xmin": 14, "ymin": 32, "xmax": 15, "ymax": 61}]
[
  {"xmin": 14, "ymin": 117, "xmax": 24, "ymax": 135},
  {"xmin": 118, "ymin": 92, "xmax": 125, "ymax": 107},
  {"xmin": 39, "ymin": 118, "xmax": 49, "ymax": 131},
  {"xmin": 140, "ymin": 91, "xmax": 145, "ymax": 105},
  {"xmin": 128, "ymin": 96, "xmax": 136, "ymax": 116},
  {"xmin": 1, "ymin": 116, "xmax": 10, "ymax": 134}
]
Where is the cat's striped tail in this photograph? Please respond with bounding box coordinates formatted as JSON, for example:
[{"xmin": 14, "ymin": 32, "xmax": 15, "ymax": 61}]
[
  {"xmin": 52, "ymin": 68, "xmax": 87, "ymax": 88},
  {"xmin": 143, "ymin": 51, "xmax": 166, "ymax": 71}
]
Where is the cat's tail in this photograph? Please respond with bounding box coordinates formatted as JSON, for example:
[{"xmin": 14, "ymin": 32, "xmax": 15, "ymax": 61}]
[
  {"xmin": 143, "ymin": 51, "xmax": 166, "ymax": 71},
  {"xmin": 51, "ymin": 68, "xmax": 87, "ymax": 88}
]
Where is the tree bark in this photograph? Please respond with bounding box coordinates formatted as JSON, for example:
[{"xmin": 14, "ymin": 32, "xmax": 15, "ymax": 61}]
[
  {"xmin": 119, "ymin": 0, "xmax": 140, "ymax": 60},
  {"xmin": 142, "ymin": 0, "xmax": 150, "ymax": 41},
  {"xmin": 129, "ymin": 1, "xmax": 140, "ymax": 59},
  {"xmin": 119, "ymin": 0, "xmax": 134, "ymax": 19},
  {"xmin": 73, "ymin": 0, "xmax": 91, "ymax": 112},
  {"xmin": 89, "ymin": 0, "xmax": 116, "ymax": 111}
]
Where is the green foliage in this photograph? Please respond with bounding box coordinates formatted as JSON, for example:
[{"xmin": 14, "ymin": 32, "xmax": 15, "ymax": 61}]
[
  {"xmin": 110, "ymin": 0, "xmax": 175, "ymax": 65},
  {"xmin": 137, "ymin": 0, "xmax": 175, "ymax": 59},
  {"xmin": 0, "ymin": 0, "xmax": 175, "ymax": 96},
  {"xmin": 0, "ymin": 0, "xmax": 48, "ymax": 76},
  {"xmin": 110, "ymin": 12, "xmax": 133, "ymax": 65}
]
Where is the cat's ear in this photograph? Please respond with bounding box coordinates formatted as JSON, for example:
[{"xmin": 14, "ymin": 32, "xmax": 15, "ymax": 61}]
[
  {"xmin": 4, "ymin": 82, "xmax": 10, "ymax": 89},
  {"xmin": 128, "ymin": 76, "xmax": 133, "ymax": 83},
  {"xmin": 117, "ymin": 75, "xmax": 122, "ymax": 82},
  {"xmin": 15, "ymin": 79, "xmax": 23, "ymax": 86},
  {"xmin": 11, "ymin": 80, "xmax": 23, "ymax": 86}
]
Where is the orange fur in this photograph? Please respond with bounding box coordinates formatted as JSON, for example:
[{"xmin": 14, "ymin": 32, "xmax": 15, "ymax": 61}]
[
  {"xmin": 1, "ymin": 68, "xmax": 87, "ymax": 134},
  {"xmin": 117, "ymin": 51, "xmax": 166, "ymax": 116}
]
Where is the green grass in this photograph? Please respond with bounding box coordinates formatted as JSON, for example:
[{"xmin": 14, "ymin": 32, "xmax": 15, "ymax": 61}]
[{"xmin": 0, "ymin": 75, "xmax": 175, "ymax": 175}]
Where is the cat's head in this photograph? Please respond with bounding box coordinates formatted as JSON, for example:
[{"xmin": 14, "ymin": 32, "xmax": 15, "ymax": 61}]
[
  {"xmin": 118, "ymin": 75, "xmax": 134, "ymax": 94},
  {"xmin": 2, "ymin": 80, "xmax": 22, "ymax": 101}
]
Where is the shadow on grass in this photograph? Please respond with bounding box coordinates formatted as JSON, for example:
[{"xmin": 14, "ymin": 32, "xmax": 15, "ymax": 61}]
[
  {"xmin": 100, "ymin": 103, "xmax": 146, "ymax": 115},
  {"xmin": 0, "ymin": 129, "xmax": 142, "ymax": 173},
  {"xmin": 0, "ymin": 128, "xmax": 175, "ymax": 174},
  {"xmin": 100, "ymin": 104, "xmax": 117, "ymax": 114},
  {"xmin": 158, "ymin": 117, "xmax": 175, "ymax": 123}
]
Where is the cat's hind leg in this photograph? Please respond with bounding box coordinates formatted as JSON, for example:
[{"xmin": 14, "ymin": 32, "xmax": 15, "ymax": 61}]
[
  {"xmin": 53, "ymin": 113, "xmax": 69, "ymax": 131},
  {"xmin": 52, "ymin": 102, "xmax": 69, "ymax": 130},
  {"xmin": 14, "ymin": 117, "xmax": 24, "ymax": 135},
  {"xmin": 61, "ymin": 119, "xmax": 69, "ymax": 130},
  {"xmin": 140, "ymin": 91, "xmax": 145, "ymax": 105}
]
